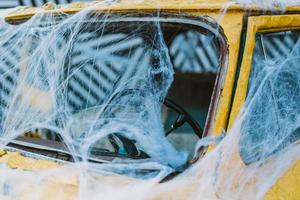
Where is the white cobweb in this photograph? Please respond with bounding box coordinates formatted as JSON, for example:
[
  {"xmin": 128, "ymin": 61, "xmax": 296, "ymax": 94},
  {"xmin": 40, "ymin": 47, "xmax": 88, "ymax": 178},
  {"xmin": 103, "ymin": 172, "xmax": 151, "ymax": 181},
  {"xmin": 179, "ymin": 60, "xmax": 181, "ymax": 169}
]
[
  {"xmin": 0, "ymin": 1, "xmax": 298, "ymax": 200},
  {"xmin": 0, "ymin": 5, "xmax": 190, "ymax": 169},
  {"xmin": 233, "ymin": 0, "xmax": 300, "ymax": 9}
]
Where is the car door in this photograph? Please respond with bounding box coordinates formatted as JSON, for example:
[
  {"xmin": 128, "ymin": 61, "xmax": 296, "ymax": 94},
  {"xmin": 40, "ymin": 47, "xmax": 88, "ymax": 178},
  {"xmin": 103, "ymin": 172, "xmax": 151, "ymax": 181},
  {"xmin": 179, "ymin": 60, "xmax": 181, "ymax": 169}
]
[{"xmin": 229, "ymin": 15, "xmax": 300, "ymax": 200}]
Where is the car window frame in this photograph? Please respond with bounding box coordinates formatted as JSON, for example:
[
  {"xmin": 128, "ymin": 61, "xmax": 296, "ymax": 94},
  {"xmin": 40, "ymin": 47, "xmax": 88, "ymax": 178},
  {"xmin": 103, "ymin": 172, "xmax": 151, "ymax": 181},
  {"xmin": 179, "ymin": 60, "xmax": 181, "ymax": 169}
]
[
  {"xmin": 226, "ymin": 14, "xmax": 300, "ymax": 199},
  {"xmin": 229, "ymin": 14, "xmax": 300, "ymax": 127},
  {"xmin": 1, "ymin": 12, "xmax": 229, "ymax": 165}
]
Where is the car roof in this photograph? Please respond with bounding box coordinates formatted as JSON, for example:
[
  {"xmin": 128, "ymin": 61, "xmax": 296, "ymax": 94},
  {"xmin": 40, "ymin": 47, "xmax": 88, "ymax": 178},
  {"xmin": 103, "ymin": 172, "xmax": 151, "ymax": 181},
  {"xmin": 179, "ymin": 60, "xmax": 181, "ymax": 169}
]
[{"xmin": 4, "ymin": 0, "xmax": 300, "ymax": 22}]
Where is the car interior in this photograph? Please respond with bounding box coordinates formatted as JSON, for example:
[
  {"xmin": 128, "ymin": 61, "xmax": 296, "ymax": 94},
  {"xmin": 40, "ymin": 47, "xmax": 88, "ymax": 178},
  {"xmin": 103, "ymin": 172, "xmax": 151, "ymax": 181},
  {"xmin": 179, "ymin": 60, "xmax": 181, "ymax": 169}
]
[{"xmin": 1, "ymin": 15, "xmax": 224, "ymax": 171}]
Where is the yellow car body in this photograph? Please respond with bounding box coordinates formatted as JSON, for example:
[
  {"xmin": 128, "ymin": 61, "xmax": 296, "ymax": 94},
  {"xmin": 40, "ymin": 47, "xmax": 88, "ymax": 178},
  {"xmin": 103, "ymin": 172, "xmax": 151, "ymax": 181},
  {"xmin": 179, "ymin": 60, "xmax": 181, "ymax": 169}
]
[{"xmin": 0, "ymin": 0, "xmax": 299, "ymax": 199}]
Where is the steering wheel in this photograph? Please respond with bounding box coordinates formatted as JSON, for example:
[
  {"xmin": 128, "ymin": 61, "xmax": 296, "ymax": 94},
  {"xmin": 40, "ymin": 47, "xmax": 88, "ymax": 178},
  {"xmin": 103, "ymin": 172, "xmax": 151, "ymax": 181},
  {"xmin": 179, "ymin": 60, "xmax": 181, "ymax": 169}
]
[
  {"xmin": 164, "ymin": 98, "xmax": 203, "ymax": 138},
  {"xmin": 100, "ymin": 88, "xmax": 203, "ymax": 158}
]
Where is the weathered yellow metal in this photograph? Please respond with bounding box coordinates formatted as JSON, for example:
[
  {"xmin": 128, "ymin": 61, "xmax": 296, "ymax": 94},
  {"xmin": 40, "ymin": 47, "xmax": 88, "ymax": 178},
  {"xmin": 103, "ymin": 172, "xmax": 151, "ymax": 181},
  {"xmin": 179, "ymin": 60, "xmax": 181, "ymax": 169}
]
[
  {"xmin": 264, "ymin": 156, "xmax": 300, "ymax": 200},
  {"xmin": 206, "ymin": 11, "xmax": 243, "ymax": 136},
  {"xmin": 4, "ymin": 0, "xmax": 235, "ymax": 22},
  {"xmin": 0, "ymin": 2, "xmax": 299, "ymax": 199},
  {"xmin": 0, "ymin": 149, "xmax": 60, "ymax": 170},
  {"xmin": 228, "ymin": 14, "xmax": 300, "ymax": 200},
  {"xmin": 5, "ymin": 0, "xmax": 300, "ymax": 22},
  {"xmin": 229, "ymin": 14, "xmax": 300, "ymax": 127}
]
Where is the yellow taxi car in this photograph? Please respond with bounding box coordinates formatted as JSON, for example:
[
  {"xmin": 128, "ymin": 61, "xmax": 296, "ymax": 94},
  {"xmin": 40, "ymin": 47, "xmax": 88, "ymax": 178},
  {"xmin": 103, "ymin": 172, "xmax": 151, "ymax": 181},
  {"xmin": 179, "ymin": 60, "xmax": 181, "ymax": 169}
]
[{"xmin": 0, "ymin": 0, "xmax": 298, "ymax": 199}]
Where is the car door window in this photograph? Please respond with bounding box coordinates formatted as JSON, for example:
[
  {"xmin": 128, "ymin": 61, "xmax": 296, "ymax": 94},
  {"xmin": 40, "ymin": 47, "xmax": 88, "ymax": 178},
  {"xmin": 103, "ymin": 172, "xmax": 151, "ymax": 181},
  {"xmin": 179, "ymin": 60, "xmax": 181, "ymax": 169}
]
[
  {"xmin": 239, "ymin": 30, "xmax": 300, "ymax": 164},
  {"xmin": 0, "ymin": 14, "xmax": 227, "ymax": 172}
]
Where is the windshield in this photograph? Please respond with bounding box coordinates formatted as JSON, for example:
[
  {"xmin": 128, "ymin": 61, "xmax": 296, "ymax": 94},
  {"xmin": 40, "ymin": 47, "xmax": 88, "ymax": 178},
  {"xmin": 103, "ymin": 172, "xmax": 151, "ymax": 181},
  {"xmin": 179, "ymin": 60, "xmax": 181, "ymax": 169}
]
[{"xmin": 0, "ymin": 13, "xmax": 224, "ymax": 173}]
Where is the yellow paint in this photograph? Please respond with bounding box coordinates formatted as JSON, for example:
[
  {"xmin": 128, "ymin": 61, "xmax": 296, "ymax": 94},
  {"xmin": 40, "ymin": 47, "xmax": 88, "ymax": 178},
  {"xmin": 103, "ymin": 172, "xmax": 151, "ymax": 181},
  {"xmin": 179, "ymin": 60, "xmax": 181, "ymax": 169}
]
[
  {"xmin": 0, "ymin": 2, "xmax": 300, "ymax": 200},
  {"xmin": 4, "ymin": 0, "xmax": 237, "ymax": 22},
  {"xmin": 0, "ymin": 151, "xmax": 60, "ymax": 170},
  {"xmin": 23, "ymin": 130, "xmax": 41, "ymax": 138},
  {"xmin": 0, "ymin": 148, "xmax": 6, "ymax": 156},
  {"xmin": 208, "ymin": 11, "xmax": 243, "ymax": 136},
  {"xmin": 264, "ymin": 159, "xmax": 300, "ymax": 200},
  {"xmin": 229, "ymin": 15, "xmax": 300, "ymax": 127},
  {"xmin": 228, "ymin": 15, "xmax": 300, "ymax": 200},
  {"xmin": 5, "ymin": 0, "xmax": 300, "ymax": 22}
]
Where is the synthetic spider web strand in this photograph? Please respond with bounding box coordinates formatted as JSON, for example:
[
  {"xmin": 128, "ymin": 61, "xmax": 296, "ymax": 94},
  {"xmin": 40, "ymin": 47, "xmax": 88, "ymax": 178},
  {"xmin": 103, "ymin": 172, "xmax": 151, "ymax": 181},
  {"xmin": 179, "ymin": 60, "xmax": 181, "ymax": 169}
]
[
  {"xmin": 0, "ymin": 3, "xmax": 188, "ymax": 170},
  {"xmin": 0, "ymin": 2, "xmax": 298, "ymax": 200},
  {"xmin": 233, "ymin": 0, "xmax": 300, "ymax": 10}
]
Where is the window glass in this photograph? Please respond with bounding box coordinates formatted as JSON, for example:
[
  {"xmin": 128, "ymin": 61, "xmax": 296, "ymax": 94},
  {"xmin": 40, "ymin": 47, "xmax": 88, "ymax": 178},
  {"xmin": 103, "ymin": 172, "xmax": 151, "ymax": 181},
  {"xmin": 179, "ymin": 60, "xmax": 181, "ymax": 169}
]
[
  {"xmin": 240, "ymin": 30, "xmax": 300, "ymax": 164},
  {"xmin": 165, "ymin": 30, "xmax": 220, "ymax": 158},
  {"xmin": 0, "ymin": 17, "xmax": 223, "ymax": 170}
]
